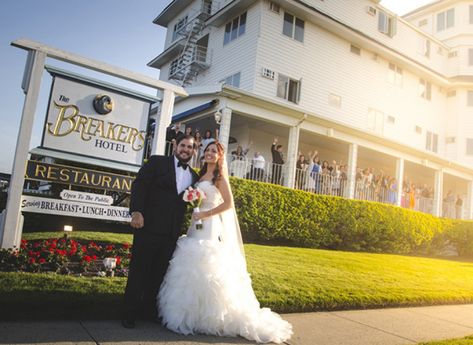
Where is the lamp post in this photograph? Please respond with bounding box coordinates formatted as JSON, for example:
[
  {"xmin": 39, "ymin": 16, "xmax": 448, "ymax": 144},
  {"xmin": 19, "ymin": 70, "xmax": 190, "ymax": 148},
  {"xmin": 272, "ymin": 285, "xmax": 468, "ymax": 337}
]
[
  {"xmin": 63, "ymin": 225, "xmax": 73, "ymax": 239},
  {"xmin": 103, "ymin": 257, "xmax": 117, "ymax": 277}
]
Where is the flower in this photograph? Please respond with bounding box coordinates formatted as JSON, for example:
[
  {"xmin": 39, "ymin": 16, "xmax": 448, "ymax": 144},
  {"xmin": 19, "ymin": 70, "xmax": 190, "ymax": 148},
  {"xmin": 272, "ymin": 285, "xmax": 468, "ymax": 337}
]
[{"xmin": 182, "ymin": 186, "xmax": 206, "ymax": 208}]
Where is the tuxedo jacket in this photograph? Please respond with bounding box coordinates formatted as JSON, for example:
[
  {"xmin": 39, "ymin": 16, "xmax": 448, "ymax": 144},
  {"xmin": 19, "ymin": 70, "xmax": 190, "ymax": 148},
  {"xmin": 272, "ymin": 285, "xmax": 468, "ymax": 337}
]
[{"xmin": 130, "ymin": 155, "xmax": 198, "ymax": 238}]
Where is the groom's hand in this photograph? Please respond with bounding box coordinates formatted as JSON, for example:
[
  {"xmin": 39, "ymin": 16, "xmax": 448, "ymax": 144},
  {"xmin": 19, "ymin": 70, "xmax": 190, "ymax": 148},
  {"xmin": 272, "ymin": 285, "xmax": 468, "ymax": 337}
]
[{"xmin": 131, "ymin": 212, "xmax": 144, "ymax": 229}]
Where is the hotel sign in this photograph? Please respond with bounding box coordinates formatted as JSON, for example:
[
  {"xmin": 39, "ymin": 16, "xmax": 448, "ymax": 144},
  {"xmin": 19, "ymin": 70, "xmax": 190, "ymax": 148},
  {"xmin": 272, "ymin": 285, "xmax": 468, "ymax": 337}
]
[
  {"xmin": 42, "ymin": 72, "xmax": 152, "ymax": 166},
  {"xmin": 25, "ymin": 160, "xmax": 134, "ymax": 193},
  {"xmin": 59, "ymin": 190, "xmax": 114, "ymax": 206},
  {"xmin": 21, "ymin": 195, "xmax": 131, "ymax": 222}
]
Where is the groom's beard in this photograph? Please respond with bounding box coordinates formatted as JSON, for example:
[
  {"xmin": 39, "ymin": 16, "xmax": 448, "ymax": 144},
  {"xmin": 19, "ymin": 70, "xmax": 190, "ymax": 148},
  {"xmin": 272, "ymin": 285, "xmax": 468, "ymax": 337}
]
[{"xmin": 174, "ymin": 152, "xmax": 193, "ymax": 163}]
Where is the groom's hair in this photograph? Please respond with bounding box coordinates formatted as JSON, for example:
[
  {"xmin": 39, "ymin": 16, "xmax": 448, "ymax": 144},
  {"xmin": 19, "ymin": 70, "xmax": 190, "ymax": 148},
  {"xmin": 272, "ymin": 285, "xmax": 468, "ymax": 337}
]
[{"xmin": 176, "ymin": 134, "xmax": 195, "ymax": 148}]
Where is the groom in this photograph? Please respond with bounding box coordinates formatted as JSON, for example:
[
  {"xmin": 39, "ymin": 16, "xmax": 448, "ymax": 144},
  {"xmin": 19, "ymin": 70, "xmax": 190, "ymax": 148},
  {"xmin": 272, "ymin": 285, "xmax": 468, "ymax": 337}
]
[{"xmin": 122, "ymin": 134, "xmax": 198, "ymax": 328}]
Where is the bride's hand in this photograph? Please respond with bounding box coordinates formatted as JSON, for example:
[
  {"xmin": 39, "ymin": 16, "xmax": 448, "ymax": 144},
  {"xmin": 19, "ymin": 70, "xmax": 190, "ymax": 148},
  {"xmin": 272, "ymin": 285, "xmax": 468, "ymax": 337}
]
[{"xmin": 193, "ymin": 211, "xmax": 210, "ymax": 221}]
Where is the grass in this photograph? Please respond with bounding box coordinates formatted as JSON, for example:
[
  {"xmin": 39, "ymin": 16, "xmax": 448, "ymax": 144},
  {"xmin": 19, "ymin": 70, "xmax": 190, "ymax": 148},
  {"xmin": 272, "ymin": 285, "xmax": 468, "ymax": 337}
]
[
  {"xmin": 245, "ymin": 245, "xmax": 473, "ymax": 312},
  {"xmin": 2, "ymin": 233, "xmax": 473, "ymax": 320},
  {"xmin": 417, "ymin": 335, "xmax": 473, "ymax": 345},
  {"xmin": 22, "ymin": 231, "xmax": 133, "ymax": 244}
]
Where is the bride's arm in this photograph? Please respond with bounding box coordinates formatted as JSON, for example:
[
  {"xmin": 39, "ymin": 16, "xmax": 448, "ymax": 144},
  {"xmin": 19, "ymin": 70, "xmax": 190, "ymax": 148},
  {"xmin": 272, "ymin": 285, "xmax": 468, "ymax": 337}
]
[{"xmin": 193, "ymin": 177, "xmax": 234, "ymax": 220}]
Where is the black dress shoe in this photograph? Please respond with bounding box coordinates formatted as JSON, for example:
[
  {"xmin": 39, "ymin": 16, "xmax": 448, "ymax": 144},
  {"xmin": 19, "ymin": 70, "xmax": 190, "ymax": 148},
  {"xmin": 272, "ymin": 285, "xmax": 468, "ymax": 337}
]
[{"xmin": 121, "ymin": 319, "xmax": 135, "ymax": 329}]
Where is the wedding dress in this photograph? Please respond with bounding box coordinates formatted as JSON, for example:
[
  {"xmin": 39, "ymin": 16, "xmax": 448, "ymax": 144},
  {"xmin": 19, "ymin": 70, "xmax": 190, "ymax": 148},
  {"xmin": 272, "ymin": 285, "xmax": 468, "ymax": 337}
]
[{"xmin": 158, "ymin": 180, "xmax": 292, "ymax": 343}]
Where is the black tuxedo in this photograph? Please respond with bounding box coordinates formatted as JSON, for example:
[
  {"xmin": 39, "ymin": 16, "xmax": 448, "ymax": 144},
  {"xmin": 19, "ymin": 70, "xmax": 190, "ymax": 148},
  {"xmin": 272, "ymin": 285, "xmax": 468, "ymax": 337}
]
[{"xmin": 124, "ymin": 155, "xmax": 198, "ymax": 320}]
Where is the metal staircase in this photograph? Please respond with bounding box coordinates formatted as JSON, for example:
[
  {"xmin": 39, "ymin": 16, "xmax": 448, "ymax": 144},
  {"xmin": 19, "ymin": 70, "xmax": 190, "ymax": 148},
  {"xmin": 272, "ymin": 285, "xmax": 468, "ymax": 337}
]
[{"xmin": 169, "ymin": 1, "xmax": 212, "ymax": 86}]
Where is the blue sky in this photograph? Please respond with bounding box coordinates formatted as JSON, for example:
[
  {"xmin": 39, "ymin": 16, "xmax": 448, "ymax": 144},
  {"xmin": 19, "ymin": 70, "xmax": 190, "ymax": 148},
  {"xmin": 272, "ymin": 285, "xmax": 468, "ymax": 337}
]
[{"xmin": 0, "ymin": 0, "xmax": 432, "ymax": 174}]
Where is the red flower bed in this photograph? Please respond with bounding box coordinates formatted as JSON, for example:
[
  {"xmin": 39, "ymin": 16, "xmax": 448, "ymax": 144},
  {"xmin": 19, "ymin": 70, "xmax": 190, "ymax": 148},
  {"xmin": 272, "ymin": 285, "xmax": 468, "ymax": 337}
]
[{"xmin": 0, "ymin": 238, "xmax": 132, "ymax": 276}]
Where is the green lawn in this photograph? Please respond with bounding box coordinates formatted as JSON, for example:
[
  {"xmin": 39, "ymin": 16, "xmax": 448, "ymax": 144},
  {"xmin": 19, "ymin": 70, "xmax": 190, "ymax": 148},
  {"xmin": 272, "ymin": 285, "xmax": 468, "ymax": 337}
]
[
  {"xmin": 22, "ymin": 231, "xmax": 133, "ymax": 244},
  {"xmin": 418, "ymin": 335, "xmax": 473, "ymax": 345},
  {"xmin": 2, "ymin": 234, "xmax": 473, "ymax": 320}
]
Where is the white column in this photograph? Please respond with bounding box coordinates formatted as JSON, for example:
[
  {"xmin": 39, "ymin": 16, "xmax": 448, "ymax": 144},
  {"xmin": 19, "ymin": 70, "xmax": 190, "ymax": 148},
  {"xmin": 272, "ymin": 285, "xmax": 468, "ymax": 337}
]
[
  {"xmin": 1, "ymin": 51, "xmax": 46, "ymax": 249},
  {"xmin": 395, "ymin": 158, "xmax": 404, "ymax": 207},
  {"xmin": 284, "ymin": 126, "xmax": 300, "ymax": 188},
  {"xmin": 153, "ymin": 89, "xmax": 175, "ymax": 155},
  {"xmin": 467, "ymin": 181, "xmax": 473, "ymax": 220},
  {"xmin": 433, "ymin": 169, "xmax": 444, "ymax": 217},
  {"xmin": 346, "ymin": 143, "xmax": 358, "ymax": 199},
  {"xmin": 218, "ymin": 108, "xmax": 232, "ymax": 150}
]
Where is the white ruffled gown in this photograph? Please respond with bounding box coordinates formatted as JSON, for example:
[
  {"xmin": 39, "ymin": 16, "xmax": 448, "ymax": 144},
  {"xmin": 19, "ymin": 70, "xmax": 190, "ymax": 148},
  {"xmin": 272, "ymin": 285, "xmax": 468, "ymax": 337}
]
[{"xmin": 157, "ymin": 180, "xmax": 292, "ymax": 343}]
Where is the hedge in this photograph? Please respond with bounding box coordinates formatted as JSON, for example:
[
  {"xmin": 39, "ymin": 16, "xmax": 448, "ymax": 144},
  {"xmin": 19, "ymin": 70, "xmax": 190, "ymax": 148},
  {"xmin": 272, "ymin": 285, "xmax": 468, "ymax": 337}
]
[{"xmin": 230, "ymin": 177, "xmax": 472, "ymax": 256}]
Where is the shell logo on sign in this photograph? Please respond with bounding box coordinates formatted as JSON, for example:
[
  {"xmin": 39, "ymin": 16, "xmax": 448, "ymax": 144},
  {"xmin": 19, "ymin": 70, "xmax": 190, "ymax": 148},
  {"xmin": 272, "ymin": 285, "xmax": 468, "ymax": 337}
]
[
  {"xmin": 93, "ymin": 94, "xmax": 114, "ymax": 115},
  {"xmin": 42, "ymin": 70, "xmax": 153, "ymax": 166}
]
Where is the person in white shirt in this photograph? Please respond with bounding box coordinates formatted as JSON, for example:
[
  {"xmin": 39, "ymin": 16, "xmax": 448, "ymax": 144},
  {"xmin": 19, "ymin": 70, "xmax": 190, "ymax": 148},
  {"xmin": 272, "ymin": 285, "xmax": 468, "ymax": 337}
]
[{"xmin": 250, "ymin": 152, "xmax": 265, "ymax": 181}]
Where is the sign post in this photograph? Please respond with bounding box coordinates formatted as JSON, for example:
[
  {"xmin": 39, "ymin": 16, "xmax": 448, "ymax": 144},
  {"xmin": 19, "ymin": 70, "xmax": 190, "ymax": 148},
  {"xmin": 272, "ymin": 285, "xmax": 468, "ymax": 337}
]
[
  {"xmin": 0, "ymin": 51, "xmax": 45, "ymax": 249},
  {"xmin": 0, "ymin": 39, "xmax": 187, "ymax": 249}
]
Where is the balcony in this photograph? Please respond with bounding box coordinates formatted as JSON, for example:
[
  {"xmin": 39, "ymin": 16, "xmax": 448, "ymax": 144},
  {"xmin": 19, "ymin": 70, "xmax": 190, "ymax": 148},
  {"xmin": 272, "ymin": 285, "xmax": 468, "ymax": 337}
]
[{"xmin": 148, "ymin": 37, "xmax": 186, "ymax": 69}]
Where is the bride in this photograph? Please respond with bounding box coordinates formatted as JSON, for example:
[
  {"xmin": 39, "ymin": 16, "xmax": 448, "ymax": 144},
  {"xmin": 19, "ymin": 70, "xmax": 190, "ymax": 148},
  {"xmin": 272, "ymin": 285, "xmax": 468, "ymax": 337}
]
[{"xmin": 157, "ymin": 141, "xmax": 292, "ymax": 344}]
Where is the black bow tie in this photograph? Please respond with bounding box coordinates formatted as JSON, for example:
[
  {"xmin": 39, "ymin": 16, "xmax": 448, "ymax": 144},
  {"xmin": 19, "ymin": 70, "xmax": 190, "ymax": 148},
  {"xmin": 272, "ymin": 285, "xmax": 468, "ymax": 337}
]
[{"xmin": 177, "ymin": 161, "xmax": 188, "ymax": 170}]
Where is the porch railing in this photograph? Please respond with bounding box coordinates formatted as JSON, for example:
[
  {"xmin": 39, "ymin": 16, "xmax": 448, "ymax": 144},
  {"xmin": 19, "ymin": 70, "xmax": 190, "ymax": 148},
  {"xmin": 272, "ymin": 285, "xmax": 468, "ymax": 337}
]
[
  {"xmin": 155, "ymin": 145, "xmax": 466, "ymax": 219},
  {"xmin": 294, "ymin": 168, "xmax": 348, "ymax": 197}
]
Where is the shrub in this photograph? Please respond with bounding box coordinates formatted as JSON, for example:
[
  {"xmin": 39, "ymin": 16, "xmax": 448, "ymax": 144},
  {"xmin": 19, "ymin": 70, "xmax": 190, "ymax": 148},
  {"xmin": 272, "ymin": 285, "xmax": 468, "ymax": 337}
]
[
  {"xmin": 443, "ymin": 221, "xmax": 473, "ymax": 256},
  {"xmin": 230, "ymin": 178, "xmax": 464, "ymax": 255}
]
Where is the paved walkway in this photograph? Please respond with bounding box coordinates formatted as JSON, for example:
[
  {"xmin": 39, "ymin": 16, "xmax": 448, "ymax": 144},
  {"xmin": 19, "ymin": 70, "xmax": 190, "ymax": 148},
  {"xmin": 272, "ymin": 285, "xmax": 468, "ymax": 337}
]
[{"xmin": 1, "ymin": 304, "xmax": 473, "ymax": 345}]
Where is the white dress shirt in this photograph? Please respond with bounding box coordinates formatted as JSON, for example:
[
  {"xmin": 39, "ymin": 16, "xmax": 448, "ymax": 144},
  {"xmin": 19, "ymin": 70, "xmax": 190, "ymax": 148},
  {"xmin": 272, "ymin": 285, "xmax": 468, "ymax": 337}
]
[{"xmin": 174, "ymin": 156, "xmax": 193, "ymax": 194}]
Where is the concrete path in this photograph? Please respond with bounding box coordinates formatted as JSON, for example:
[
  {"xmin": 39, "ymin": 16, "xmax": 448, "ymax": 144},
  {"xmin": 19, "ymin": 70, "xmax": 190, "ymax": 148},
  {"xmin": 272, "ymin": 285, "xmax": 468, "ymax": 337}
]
[{"xmin": 1, "ymin": 304, "xmax": 472, "ymax": 345}]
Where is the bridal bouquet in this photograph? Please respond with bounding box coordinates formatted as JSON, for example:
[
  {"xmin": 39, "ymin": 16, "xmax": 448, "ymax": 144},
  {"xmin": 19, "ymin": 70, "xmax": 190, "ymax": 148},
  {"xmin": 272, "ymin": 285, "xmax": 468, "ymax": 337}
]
[{"xmin": 183, "ymin": 186, "xmax": 206, "ymax": 229}]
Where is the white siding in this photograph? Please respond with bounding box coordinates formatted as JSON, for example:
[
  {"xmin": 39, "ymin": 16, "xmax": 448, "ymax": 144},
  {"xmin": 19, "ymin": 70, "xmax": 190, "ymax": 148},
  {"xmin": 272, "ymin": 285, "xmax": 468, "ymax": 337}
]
[{"xmin": 154, "ymin": 0, "xmax": 473, "ymax": 169}]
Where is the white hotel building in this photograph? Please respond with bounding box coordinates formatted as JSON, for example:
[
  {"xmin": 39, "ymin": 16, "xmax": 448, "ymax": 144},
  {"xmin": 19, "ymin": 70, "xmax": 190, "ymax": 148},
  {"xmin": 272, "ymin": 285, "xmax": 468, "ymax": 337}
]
[{"xmin": 149, "ymin": 0, "xmax": 473, "ymax": 219}]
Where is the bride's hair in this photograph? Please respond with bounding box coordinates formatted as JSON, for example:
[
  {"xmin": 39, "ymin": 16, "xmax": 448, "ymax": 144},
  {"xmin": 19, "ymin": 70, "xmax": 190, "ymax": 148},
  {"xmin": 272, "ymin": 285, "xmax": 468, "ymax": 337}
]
[{"xmin": 199, "ymin": 141, "xmax": 225, "ymax": 184}]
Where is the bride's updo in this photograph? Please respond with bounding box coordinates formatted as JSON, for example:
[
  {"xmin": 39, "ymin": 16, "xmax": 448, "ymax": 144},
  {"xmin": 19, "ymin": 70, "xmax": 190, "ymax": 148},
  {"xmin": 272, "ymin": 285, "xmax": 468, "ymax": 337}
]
[{"xmin": 199, "ymin": 141, "xmax": 225, "ymax": 184}]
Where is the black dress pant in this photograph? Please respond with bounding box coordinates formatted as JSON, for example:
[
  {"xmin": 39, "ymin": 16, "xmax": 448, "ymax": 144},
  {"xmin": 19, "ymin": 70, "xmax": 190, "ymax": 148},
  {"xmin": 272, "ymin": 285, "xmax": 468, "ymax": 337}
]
[{"xmin": 123, "ymin": 232, "xmax": 177, "ymax": 320}]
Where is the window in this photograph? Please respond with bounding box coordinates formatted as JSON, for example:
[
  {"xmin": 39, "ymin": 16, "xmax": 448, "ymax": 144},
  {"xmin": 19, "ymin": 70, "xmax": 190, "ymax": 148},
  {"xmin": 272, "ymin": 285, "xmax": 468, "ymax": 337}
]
[
  {"xmin": 350, "ymin": 45, "xmax": 361, "ymax": 55},
  {"xmin": 426, "ymin": 131, "xmax": 438, "ymax": 153},
  {"xmin": 415, "ymin": 126, "xmax": 422, "ymax": 134},
  {"xmin": 469, "ymin": 49, "xmax": 473, "ymax": 66},
  {"xmin": 467, "ymin": 138, "xmax": 473, "ymax": 155},
  {"xmin": 220, "ymin": 72, "xmax": 241, "ymax": 88},
  {"xmin": 470, "ymin": 5, "xmax": 473, "ymax": 24},
  {"xmin": 277, "ymin": 74, "xmax": 301, "ymax": 104},
  {"xmin": 448, "ymin": 51, "xmax": 458, "ymax": 58},
  {"xmin": 269, "ymin": 2, "xmax": 280, "ymax": 14},
  {"xmin": 328, "ymin": 93, "xmax": 341, "ymax": 108},
  {"xmin": 437, "ymin": 8, "xmax": 455, "ymax": 31},
  {"xmin": 387, "ymin": 115, "xmax": 395, "ymax": 124},
  {"xmin": 468, "ymin": 91, "xmax": 473, "ymax": 107},
  {"xmin": 283, "ymin": 12, "xmax": 304, "ymax": 42},
  {"xmin": 447, "ymin": 90, "xmax": 456, "ymax": 97},
  {"xmin": 378, "ymin": 10, "xmax": 396, "ymax": 37},
  {"xmin": 169, "ymin": 57, "xmax": 183, "ymax": 76},
  {"xmin": 368, "ymin": 108, "xmax": 384, "ymax": 134},
  {"xmin": 419, "ymin": 79, "xmax": 432, "ymax": 100},
  {"xmin": 173, "ymin": 16, "xmax": 188, "ymax": 41},
  {"xmin": 419, "ymin": 19, "xmax": 428, "ymax": 27},
  {"xmin": 418, "ymin": 37, "xmax": 431, "ymax": 58},
  {"xmin": 388, "ymin": 63, "xmax": 403, "ymax": 86},
  {"xmin": 446, "ymin": 137, "xmax": 456, "ymax": 144},
  {"xmin": 224, "ymin": 12, "xmax": 246, "ymax": 45}
]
